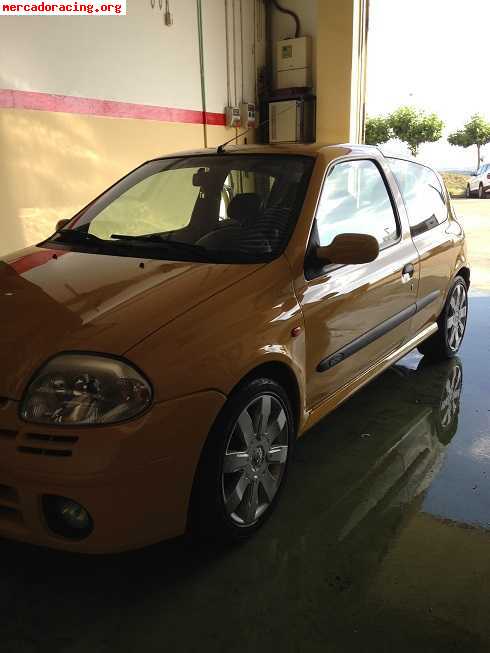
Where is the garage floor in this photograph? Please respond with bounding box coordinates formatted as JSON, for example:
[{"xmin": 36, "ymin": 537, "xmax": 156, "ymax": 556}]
[{"xmin": 2, "ymin": 202, "xmax": 490, "ymax": 653}]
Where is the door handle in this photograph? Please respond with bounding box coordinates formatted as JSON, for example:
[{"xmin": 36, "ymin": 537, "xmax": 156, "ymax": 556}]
[{"xmin": 401, "ymin": 263, "xmax": 415, "ymax": 284}]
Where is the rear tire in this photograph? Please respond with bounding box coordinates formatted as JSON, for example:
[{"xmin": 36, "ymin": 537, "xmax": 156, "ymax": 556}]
[
  {"xmin": 432, "ymin": 359, "xmax": 463, "ymax": 446},
  {"xmin": 418, "ymin": 277, "xmax": 468, "ymax": 361},
  {"xmin": 190, "ymin": 377, "xmax": 294, "ymax": 543},
  {"xmin": 465, "ymin": 184, "xmax": 471, "ymax": 199}
]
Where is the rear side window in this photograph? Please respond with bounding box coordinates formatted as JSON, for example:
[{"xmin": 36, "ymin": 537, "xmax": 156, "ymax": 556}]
[
  {"xmin": 315, "ymin": 159, "xmax": 399, "ymax": 249},
  {"xmin": 388, "ymin": 158, "xmax": 448, "ymax": 237}
]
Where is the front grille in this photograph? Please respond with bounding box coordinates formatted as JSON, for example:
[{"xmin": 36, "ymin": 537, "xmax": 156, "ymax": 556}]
[
  {"xmin": 0, "ymin": 484, "xmax": 23, "ymax": 525},
  {"xmin": 17, "ymin": 433, "xmax": 79, "ymax": 458}
]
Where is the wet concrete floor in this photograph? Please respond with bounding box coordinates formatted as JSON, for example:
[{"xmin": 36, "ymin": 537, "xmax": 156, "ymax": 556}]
[{"xmin": 1, "ymin": 295, "xmax": 490, "ymax": 653}]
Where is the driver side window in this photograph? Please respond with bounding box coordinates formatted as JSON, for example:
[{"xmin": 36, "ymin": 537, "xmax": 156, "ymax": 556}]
[{"xmin": 316, "ymin": 159, "xmax": 399, "ymax": 249}]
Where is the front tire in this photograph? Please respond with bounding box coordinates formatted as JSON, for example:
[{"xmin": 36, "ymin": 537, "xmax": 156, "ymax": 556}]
[
  {"xmin": 479, "ymin": 184, "xmax": 484, "ymax": 199},
  {"xmin": 190, "ymin": 377, "xmax": 294, "ymax": 542},
  {"xmin": 465, "ymin": 184, "xmax": 471, "ymax": 199},
  {"xmin": 418, "ymin": 277, "xmax": 468, "ymax": 361}
]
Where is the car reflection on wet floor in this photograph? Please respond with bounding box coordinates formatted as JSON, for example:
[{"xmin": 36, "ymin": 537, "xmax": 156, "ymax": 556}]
[{"xmin": 1, "ymin": 296, "xmax": 490, "ymax": 653}]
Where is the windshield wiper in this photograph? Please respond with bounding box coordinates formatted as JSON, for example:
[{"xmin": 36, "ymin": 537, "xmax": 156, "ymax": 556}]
[
  {"xmin": 110, "ymin": 232, "xmax": 167, "ymax": 242},
  {"xmin": 54, "ymin": 228, "xmax": 109, "ymax": 246},
  {"xmin": 110, "ymin": 234, "xmax": 210, "ymax": 257},
  {"xmin": 51, "ymin": 230, "xmax": 259, "ymax": 263}
]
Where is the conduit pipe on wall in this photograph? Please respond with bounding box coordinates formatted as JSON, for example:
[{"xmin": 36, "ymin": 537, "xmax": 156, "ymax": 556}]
[
  {"xmin": 196, "ymin": 0, "xmax": 208, "ymax": 147},
  {"xmin": 232, "ymin": 0, "xmax": 237, "ymax": 105},
  {"xmin": 240, "ymin": 0, "xmax": 244, "ymax": 102},
  {"xmin": 224, "ymin": 0, "xmax": 231, "ymax": 107},
  {"xmin": 264, "ymin": 0, "xmax": 273, "ymax": 96}
]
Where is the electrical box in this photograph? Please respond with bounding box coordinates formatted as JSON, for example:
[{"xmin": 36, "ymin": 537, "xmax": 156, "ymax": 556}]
[
  {"xmin": 276, "ymin": 36, "xmax": 312, "ymax": 89},
  {"xmin": 268, "ymin": 98, "xmax": 315, "ymax": 144},
  {"xmin": 225, "ymin": 106, "xmax": 241, "ymax": 128},
  {"xmin": 240, "ymin": 102, "xmax": 257, "ymax": 128}
]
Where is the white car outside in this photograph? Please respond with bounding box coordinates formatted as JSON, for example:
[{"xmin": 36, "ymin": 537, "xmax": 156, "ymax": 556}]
[{"xmin": 466, "ymin": 163, "xmax": 490, "ymax": 198}]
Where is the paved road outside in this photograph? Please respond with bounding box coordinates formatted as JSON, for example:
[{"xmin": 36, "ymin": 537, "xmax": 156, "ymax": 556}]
[{"xmin": 453, "ymin": 199, "xmax": 490, "ymax": 291}]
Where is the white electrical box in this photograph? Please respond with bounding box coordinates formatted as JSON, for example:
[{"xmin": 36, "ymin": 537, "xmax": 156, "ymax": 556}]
[
  {"xmin": 268, "ymin": 99, "xmax": 315, "ymax": 144},
  {"xmin": 276, "ymin": 36, "xmax": 312, "ymax": 89},
  {"xmin": 225, "ymin": 106, "xmax": 241, "ymax": 128},
  {"xmin": 240, "ymin": 102, "xmax": 257, "ymax": 128}
]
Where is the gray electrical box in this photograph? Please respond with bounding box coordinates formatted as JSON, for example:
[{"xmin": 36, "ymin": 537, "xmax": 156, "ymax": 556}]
[
  {"xmin": 275, "ymin": 36, "xmax": 312, "ymax": 90},
  {"xmin": 225, "ymin": 106, "xmax": 241, "ymax": 128},
  {"xmin": 268, "ymin": 98, "xmax": 315, "ymax": 144}
]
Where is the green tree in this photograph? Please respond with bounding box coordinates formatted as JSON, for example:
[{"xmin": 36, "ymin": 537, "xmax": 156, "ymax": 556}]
[
  {"xmin": 389, "ymin": 106, "xmax": 444, "ymax": 157},
  {"xmin": 365, "ymin": 116, "xmax": 392, "ymax": 146},
  {"xmin": 448, "ymin": 114, "xmax": 490, "ymax": 170}
]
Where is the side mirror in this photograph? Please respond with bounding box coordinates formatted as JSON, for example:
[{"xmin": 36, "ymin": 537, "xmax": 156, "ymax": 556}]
[
  {"xmin": 56, "ymin": 218, "xmax": 70, "ymax": 232},
  {"xmin": 316, "ymin": 233, "xmax": 379, "ymax": 265}
]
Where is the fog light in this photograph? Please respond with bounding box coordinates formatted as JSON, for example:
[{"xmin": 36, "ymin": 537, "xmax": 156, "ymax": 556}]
[{"xmin": 42, "ymin": 495, "xmax": 94, "ymax": 540}]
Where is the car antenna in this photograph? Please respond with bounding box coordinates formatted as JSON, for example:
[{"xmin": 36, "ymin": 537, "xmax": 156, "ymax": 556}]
[{"xmin": 216, "ymin": 104, "xmax": 294, "ymax": 154}]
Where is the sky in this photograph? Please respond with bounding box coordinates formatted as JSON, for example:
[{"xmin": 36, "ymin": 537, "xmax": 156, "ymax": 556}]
[{"xmin": 366, "ymin": 0, "xmax": 490, "ymax": 170}]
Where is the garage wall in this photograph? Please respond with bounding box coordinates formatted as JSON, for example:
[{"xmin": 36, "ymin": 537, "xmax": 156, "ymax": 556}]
[{"xmin": 0, "ymin": 0, "xmax": 265, "ymax": 255}]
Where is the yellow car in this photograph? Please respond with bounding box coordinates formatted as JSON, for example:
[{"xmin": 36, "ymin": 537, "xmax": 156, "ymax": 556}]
[{"xmin": 0, "ymin": 143, "xmax": 469, "ymax": 553}]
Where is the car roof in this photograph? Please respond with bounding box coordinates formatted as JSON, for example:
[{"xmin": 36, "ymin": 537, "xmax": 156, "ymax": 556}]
[{"xmin": 149, "ymin": 142, "xmax": 384, "ymax": 162}]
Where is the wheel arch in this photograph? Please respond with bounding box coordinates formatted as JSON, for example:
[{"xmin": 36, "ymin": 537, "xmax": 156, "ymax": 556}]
[
  {"xmin": 456, "ymin": 266, "xmax": 470, "ymax": 288},
  {"xmin": 187, "ymin": 359, "xmax": 302, "ymax": 536},
  {"xmin": 231, "ymin": 360, "xmax": 302, "ymax": 434}
]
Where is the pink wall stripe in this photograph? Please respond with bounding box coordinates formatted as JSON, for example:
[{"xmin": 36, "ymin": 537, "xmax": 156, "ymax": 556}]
[{"xmin": 0, "ymin": 88, "xmax": 226, "ymax": 126}]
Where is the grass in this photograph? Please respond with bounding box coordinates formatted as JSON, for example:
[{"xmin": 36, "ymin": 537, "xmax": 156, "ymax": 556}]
[{"xmin": 441, "ymin": 172, "xmax": 470, "ymax": 198}]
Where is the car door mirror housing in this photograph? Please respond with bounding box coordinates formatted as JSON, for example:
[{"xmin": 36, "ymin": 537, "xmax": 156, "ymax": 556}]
[
  {"xmin": 56, "ymin": 218, "xmax": 70, "ymax": 232},
  {"xmin": 316, "ymin": 233, "xmax": 380, "ymax": 265}
]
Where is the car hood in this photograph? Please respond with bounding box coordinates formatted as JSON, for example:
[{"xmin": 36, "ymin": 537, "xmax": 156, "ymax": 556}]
[{"xmin": 0, "ymin": 246, "xmax": 262, "ymax": 400}]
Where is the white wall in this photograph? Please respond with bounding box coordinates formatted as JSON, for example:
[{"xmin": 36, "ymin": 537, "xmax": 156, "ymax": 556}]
[{"xmin": 0, "ymin": 0, "xmax": 265, "ymax": 113}]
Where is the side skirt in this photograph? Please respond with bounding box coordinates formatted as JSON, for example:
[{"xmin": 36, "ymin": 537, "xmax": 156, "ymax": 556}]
[{"xmin": 299, "ymin": 322, "xmax": 439, "ymax": 436}]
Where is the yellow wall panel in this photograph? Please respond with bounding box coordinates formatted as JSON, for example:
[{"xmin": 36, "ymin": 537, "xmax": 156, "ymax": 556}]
[{"xmin": 0, "ymin": 109, "xmax": 206, "ymax": 255}]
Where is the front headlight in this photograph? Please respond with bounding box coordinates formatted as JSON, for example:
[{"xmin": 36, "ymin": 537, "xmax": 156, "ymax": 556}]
[{"xmin": 21, "ymin": 354, "xmax": 152, "ymax": 425}]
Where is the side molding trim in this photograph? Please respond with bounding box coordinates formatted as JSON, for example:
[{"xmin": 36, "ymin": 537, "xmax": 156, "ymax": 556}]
[{"xmin": 317, "ymin": 290, "xmax": 440, "ymax": 373}]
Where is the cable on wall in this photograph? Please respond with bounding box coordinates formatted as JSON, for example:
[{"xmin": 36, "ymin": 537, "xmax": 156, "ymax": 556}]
[
  {"xmin": 150, "ymin": 0, "xmax": 173, "ymax": 26},
  {"xmin": 240, "ymin": 0, "xmax": 244, "ymax": 102},
  {"xmin": 232, "ymin": 0, "xmax": 237, "ymax": 106},
  {"xmin": 164, "ymin": 0, "xmax": 173, "ymax": 25},
  {"xmin": 224, "ymin": 0, "xmax": 231, "ymax": 107},
  {"xmin": 253, "ymin": 0, "xmax": 258, "ymax": 101},
  {"xmin": 270, "ymin": 0, "xmax": 300, "ymax": 38}
]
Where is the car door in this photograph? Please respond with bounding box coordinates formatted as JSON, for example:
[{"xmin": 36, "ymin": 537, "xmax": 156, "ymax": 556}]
[
  {"xmin": 482, "ymin": 164, "xmax": 490, "ymax": 193},
  {"xmin": 295, "ymin": 157, "xmax": 419, "ymax": 410},
  {"xmin": 388, "ymin": 159, "xmax": 464, "ymax": 336},
  {"xmin": 471, "ymin": 165, "xmax": 482, "ymax": 192}
]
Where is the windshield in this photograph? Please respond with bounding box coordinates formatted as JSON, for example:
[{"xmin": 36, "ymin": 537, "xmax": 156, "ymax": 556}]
[{"xmin": 46, "ymin": 154, "xmax": 314, "ymax": 263}]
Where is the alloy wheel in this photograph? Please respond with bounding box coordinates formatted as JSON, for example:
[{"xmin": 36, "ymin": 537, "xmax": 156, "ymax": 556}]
[
  {"xmin": 221, "ymin": 394, "xmax": 289, "ymax": 526},
  {"xmin": 439, "ymin": 364, "xmax": 463, "ymax": 428},
  {"xmin": 446, "ymin": 283, "xmax": 468, "ymax": 352}
]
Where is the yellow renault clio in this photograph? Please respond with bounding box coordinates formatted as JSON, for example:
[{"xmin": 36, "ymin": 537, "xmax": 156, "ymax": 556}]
[{"xmin": 0, "ymin": 144, "xmax": 469, "ymax": 553}]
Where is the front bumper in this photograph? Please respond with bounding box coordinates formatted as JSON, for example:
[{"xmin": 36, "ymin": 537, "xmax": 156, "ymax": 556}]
[{"xmin": 0, "ymin": 391, "xmax": 226, "ymax": 553}]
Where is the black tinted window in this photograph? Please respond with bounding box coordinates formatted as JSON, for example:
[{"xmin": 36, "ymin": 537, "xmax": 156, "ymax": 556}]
[{"xmin": 388, "ymin": 158, "xmax": 448, "ymax": 236}]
